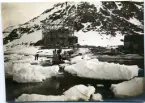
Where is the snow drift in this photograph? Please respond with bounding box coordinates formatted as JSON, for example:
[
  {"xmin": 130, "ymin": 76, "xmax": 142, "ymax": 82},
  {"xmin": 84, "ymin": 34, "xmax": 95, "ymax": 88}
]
[
  {"xmin": 12, "ymin": 63, "xmax": 59, "ymax": 83},
  {"xmin": 64, "ymin": 59, "xmax": 139, "ymax": 80},
  {"xmin": 74, "ymin": 30, "xmax": 124, "ymax": 47},
  {"xmin": 5, "ymin": 46, "xmax": 38, "ymax": 55},
  {"xmin": 111, "ymin": 77, "xmax": 144, "ymax": 98},
  {"xmin": 16, "ymin": 85, "xmax": 100, "ymax": 101},
  {"xmin": 70, "ymin": 55, "xmax": 91, "ymax": 64}
]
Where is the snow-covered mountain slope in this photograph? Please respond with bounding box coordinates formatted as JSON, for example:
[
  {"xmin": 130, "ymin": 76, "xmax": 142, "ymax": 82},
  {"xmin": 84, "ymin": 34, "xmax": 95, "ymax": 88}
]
[
  {"xmin": 74, "ymin": 30, "xmax": 124, "ymax": 47},
  {"xmin": 3, "ymin": 1, "xmax": 144, "ymax": 47}
]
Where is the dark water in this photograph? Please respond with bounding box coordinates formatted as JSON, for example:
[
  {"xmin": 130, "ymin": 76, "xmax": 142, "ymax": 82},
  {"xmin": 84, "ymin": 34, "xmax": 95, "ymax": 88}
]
[
  {"xmin": 6, "ymin": 72, "xmax": 145, "ymax": 102},
  {"xmin": 6, "ymin": 72, "xmax": 118, "ymax": 101},
  {"xmin": 6, "ymin": 77, "xmax": 62, "ymax": 101}
]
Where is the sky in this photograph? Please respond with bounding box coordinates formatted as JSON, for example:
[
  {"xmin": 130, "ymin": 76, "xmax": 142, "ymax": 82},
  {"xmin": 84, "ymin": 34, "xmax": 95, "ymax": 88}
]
[{"xmin": 1, "ymin": 2, "xmax": 57, "ymax": 30}]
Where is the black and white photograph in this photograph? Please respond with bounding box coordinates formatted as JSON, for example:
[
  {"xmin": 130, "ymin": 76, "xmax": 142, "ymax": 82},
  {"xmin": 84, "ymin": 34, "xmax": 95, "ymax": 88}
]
[{"xmin": 1, "ymin": 1, "xmax": 145, "ymax": 102}]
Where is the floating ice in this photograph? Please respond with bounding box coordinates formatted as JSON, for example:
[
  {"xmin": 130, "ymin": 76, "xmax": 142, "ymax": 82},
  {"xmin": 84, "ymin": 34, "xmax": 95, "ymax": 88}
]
[
  {"xmin": 65, "ymin": 59, "xmax": 139, "ymax": 80},
  {"xmin": 16, "ymin": 85, "xmax": 96, "ymax": 101},
  {"xmin": 12, "ymin": 63, "xmax": 59, "ymax": 83},
  {"xmin": 91, "ymin": 93, "xmax": 103, "ymax": 101},
  {"xmin": 63, "ymin": 85, "xmax": 95, "ymax": 101},
  {"xmin": 111, "ymin": 77, "xmax": 144, "ymax": 98},
  {"xmin": 16, "ymin": 94, "xmax": 67, "ymax": 101}
]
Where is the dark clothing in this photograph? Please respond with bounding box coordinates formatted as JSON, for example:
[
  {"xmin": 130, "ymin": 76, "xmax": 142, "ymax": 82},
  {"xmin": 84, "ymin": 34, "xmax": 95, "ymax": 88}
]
[
  {"xmin": 52, "ymin": 50, "xmax": 63, "ymax": 65},
  {"xmin": 35, "ymin": 54, "xmax": 39, "ymax": 60},
  {"xmin": 57, "ymin": 49, "xmax": 62, "ymax": 54}
]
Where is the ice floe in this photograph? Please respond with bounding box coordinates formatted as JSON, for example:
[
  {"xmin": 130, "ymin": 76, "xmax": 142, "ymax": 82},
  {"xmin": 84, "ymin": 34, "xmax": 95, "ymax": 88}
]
[
  {"xmin": 65, "ymin": 59, "xmax": 139, "ymax": 80},
  {"xmin": 111, "ymin": 77, "xmax": 144, "ymax": 98},
  {"xmin": 91, "ymin": 93, "xmax": 103, "ymax": 101},
  {"xmin": 12, "ymin": 63, "xmax": 59, "ymax": 83},
  {"xmin": 16, "ymin": 85, "xmax": 97, "ymax": 101},
  {"xmin": 63, "ymin": 84, "xmax": 95, "ymax": 101}
]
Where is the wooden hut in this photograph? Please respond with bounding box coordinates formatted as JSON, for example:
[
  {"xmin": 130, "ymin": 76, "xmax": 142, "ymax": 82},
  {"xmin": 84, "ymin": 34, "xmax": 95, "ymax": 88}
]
[
  {"xmin": 124, "ymin": 35, "xmax": 144, "ymax": 54},
  {"xmin": 41, "ymin": 19, "xmax": 78, "ymax": 48}
]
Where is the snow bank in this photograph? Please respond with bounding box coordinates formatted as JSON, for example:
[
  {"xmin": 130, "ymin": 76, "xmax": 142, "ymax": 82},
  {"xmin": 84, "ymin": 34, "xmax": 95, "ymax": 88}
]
[
  {"xmin": 74, "ymin": 48, "xmax": 91, "ymax": 55},
  {"xmin": 12, "ymin": 63, "xmax": 59, "ymax": 83},
  {"xmin": 65, "ymin": 59, "xmax": 139, "ymax": 80},
  {"xmin": 111, "ymin": 77, "xmax": 144, "ymax": 98},
  {"xmin": 5, "ymin": 45, "xmax": 38, "ymax": 55},
  {"xmin": 70, "ymin": 56, "xmax": 84, "ymax": 64},
  {"xmin": 7, "ymin": 55, "xmax": 37, "ymax": 64},
  {"xmin": 37, "ymin": 49, "xmax": 54, "ymax": 57},
  {"xmin": 37, "ymin": 49, "xmax": 72, "ymax": 57},
  {"xmin": 70, "ymin": 55, "xmax": 91, "ymax": 64},
  {"xmin": 16, "ymin": 85, "xmax": 96, "ymax": 101},
  {"xmin": 74, "ymin": 30, "xmax": 124, "ymax": 47},
  {"xmin": 129, "ymin": 17, "xmax": 142, "ymax": 27},
  {"xmin": 17, "ymin": 30, "xmax": 42, "ymax": 44},
  {"xmin": 30, "ymin": 60, "xmax": 39, "ymax": 65},
  {"xmin": 5, "ymin": 43, "xmax": 72, "ymax": 57},
  {"xmin": 5, "ymin": 54, "xmax": 24, "ymax": 62},
  {"xmin": 59, "ymin": 63, "xmax": 70, "ymax": 69},
  {"xmin": 6, "ymin": 30, "xmax": 42, "ymax": 46}
]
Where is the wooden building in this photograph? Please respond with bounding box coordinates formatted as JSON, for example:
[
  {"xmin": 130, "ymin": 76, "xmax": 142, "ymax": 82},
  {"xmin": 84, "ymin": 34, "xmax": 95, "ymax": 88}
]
[
  {"xmin": 41, "ymin": 19, "xmax": 78, "ymax": 48},
  {"xmin": 124, "ymin": 35, "xmax": 144, "ymax": 54}
]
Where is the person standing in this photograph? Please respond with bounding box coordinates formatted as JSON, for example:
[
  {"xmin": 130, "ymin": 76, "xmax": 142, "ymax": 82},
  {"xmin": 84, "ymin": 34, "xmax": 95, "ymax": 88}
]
[
  {"xmin": 35, "ymin": 53, "xmax": 39, "ymax": 60},
  {"xmin": 52, "ymin": 50, "xmax": 57, "ymax": 64}
]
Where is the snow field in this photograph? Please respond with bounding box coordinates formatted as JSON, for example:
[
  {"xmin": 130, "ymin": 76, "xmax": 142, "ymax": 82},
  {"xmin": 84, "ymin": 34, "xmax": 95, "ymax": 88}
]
[{"xmin": 74, "ymin": 30, "xmax": 124, "ymax": 47}]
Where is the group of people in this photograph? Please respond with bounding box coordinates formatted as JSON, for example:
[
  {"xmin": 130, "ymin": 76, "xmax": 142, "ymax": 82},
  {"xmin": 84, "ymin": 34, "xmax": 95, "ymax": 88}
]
[
  {"xmin": 52, "ymin": 49, "xmax": 63, "ymax": 65},
  {"xmin": 34, "ymin": 49, "xmax": 62, "ymax": 63},
  {"xmin": 52, "ymin": 48, "xmax": 71, "ymax": 65},
  {"xmin": 34, "ymin": 47, "xmax": 71, "ymax": 65}
]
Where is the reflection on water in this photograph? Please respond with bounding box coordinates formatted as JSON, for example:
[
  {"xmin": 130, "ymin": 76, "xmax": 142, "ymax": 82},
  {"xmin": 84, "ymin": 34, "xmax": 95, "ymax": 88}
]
[
  {"xmin": 6, "ymin": 74, "xmax": 118, "ymax": 101},
  {"xmin": 6, "ymin": 74, "xmax": 145, "ymax": 102},
  {"xmin": 6, "ymin": 77, "xmax": 62, "ymax": 101}
]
